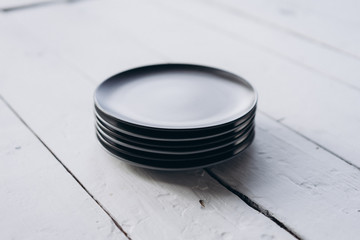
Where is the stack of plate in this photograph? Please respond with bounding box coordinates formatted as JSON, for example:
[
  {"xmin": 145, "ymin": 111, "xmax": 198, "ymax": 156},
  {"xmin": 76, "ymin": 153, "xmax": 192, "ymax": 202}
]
[{"xmin": 94, "ymin": 64, "xmax": 257, "ymax": 170}]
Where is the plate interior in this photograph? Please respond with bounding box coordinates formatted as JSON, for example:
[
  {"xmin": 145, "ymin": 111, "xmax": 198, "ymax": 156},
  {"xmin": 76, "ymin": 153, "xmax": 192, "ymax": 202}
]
[{"xmin": 95, "ymin": 64, "xmax": 256, "ymax": 129}]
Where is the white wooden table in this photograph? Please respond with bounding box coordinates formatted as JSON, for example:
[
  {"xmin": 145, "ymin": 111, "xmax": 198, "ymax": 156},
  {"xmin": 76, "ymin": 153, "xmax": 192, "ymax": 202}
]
[{"xmin": 1, "ymin": 0, "xmax": 360, "ymax": 239}]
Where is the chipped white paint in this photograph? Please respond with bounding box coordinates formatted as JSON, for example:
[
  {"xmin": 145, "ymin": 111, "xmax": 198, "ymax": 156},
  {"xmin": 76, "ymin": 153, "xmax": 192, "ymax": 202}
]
[
  {"xmin": 210, "ymin": 114, "xmax": 360, "ymax": 240},
  {"xmin": 0, "ymin": 100, "xmax": 127, "ymax": 240}
]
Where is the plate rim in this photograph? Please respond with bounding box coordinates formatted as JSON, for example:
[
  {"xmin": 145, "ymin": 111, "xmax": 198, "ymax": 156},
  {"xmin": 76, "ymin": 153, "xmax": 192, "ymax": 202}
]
[
  {"xmin": 94, "ymin": 63, "xmax": 258, "ymax": 131},
  {"xmin": 96, "ymin": 115, "xmax": 255, "ymax": 150},
  {"xmin": 96, "ymin": 127, "xmax": 255, "ymax": 162},
  {"xmin": 96, "ymin": 108, "xmax": 256, "ymax": 142},
  {"xmin": 96, "ymin": 130, "xmax": 255, "ymax": 170},
  {"xmin": 96, "ymin": 121, "xmax": 254, "ymax": 156}
]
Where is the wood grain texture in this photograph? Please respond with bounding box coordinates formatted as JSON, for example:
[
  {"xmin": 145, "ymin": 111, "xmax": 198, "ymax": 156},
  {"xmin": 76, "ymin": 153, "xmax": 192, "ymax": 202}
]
[
  {"xmin": 155, "ymin": 0, "xmax": 360, "ymax": 91},
  {"xmin": 0, "ymin": 99, "xmax": 128, "ymax": 240},
  {"xmin": 209, "ymin": 114, "xmax": 360, "ymax": 240},
  {"xmin": 202, "ymin": 0, "xmax": 360, "ymax": 59},
  {"xmin": 0, "ymin": 12, "xmax": 295, "ymax": 240}
]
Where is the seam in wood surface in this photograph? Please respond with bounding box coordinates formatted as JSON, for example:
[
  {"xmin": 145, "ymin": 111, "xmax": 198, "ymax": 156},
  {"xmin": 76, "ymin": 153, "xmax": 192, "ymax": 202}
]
[
  {"xmin": 196, "ymin": 0, "xmax": 360, "ymax": 62},
  {"xmin": 149, "ymin": 0, "xmax": 360, "ymax": 171},
  {"xmin": 0, "ymin": 0, "xmax": 86, "ymax": 12},
  {"xmin": 204, "ymin": 168, "xmax": 302, "ymax": 240},
  {"xmin": 152, "ymin": 0, "xmax": 360, "ymax": 92},
  {"xmin": 1, "ymin": 89, "xmax": 304, "ymax": 239},
  {"xmin": 260, "ymin": 111, "xmax": 360, "ymax": 172},
  {"xmin": 3, "ymin": 0, "xmax": 360, "ymax": 63},
  {"xmin": 0, "ymin": 95, "xmax": 132, "ymax": 240}
]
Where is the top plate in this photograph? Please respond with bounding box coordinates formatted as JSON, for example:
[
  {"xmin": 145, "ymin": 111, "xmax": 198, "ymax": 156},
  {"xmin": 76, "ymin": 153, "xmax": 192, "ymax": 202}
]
[{"xmin": 95, "ymin": 64, "xmax": 257, "ymax": 130}]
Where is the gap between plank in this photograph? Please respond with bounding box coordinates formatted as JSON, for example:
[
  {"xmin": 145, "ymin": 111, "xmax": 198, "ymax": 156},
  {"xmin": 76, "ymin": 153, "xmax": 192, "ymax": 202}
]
[
  {"xmin": 4, "ymin": 0, "xmax": 360, "ymax": 63},
  {"xmin": 0, "ymin": 95, "xmax": 132, "ymax": 240},
  {"xmin": 260, "ymin": 111, "xmax": 360, "ymax": 172},
  {"xmin": 152, "ymin": 0, "xmax": 360, "ymax": 92},
  {"xmin": 1, "ymin": 91, "xmax": 298, "ymax": 239},
  {"xmin": 1, "ymin": 0, "xmax": 87, "ymax": 12},
  {"xmin": 146, "ymin": 0, "xmax": 360, "ymax": 172},
  {"xmin": 201, "ymin": 0, "xmax": 360, "ymax": 62},
  {"xmin": 204, "ymin": 168, "xmax": 302, "ymax": 240}
]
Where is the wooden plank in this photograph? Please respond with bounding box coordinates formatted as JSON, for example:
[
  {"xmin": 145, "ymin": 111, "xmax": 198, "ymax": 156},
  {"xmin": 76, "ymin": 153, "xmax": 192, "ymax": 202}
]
[
  {"xmin": 294, "ymin": 0, "xmax": 360, "ymax": 25},
  {"xmin": 0, "ymin": 13, "xmax": 295, "ymax": 240},
  {"xmin": 198, "ymin": 0, "xmax": 360, "ymax": 59},
  {"xmin": 18, "ymin": 0, "xmax": 359, "ymax": 167},
  {"xmin": 0, "ymin": 99, "xmax": 127, "ymax": 240},
  {"xmin": 153, "ymin": 0, "xmax": 360, "ymax": 90},
  {"xmin": 265, "ymin": 0, "xmax": 360, "ymax": 25},
  {"xmin": 209, "ymin": 114, "xmax": 360, "ymax": 240}
]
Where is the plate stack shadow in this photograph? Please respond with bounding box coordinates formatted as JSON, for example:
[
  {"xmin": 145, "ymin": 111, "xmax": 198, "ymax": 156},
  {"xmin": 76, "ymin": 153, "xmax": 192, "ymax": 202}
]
[{"xmin": 94, "ymin": 64, "xmax": 257, "ymax": 170}]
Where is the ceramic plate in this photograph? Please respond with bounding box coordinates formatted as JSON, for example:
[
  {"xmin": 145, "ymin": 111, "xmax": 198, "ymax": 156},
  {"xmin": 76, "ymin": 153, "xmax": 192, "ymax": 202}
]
[
  {"xmin": 96, "ymin": 130, "xmax": 255, "ymax": 170},
  {"xmin": 96, "ymin": 126, "xmax": 254, "ymax": 161},
  {"xmin": 95, "ymin": 64, "xmax": 257, "ymax": 135},
  {"xmin": 96, "ymin": 121, "xmax": 254, "ymax": 156}
]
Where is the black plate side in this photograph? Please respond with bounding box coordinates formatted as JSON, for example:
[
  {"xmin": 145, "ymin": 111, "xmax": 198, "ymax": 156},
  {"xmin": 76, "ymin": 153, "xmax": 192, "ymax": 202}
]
[
  {"xmin": 96, "ymin": 126, "xmax": 254, "ymax": 161},
  {"xmin": 96, "ymin": 130, "xmax": 255, "ymax": 170}
]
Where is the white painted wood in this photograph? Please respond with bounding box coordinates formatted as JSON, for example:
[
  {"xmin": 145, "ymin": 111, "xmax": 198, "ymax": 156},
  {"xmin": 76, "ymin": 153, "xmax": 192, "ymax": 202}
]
[
  {"xmin": 0, "ymin": 0, "xmax": 54, "ymax": 10},
  {"xmin": 0, "ymin": 99, "xmax": 127, "ymax": 240},
  {"xmin": 1, "ymin": 0, "xmax": 360, "ymax": 239},
  {"xmin": 0, "ymin": 12, "xmax": 295, "ymax": 240},
  {"xmin": 201, "ymin": 0, "xmax": 360, "ymax": 58},
  {"xmin": 209, "ymin": 114, "xmax": 360, "ymax": 240},
  {"xmin": 295, "ymin": 0, "xmax": 360, "ymax": 25},
  {"xmin": 229, "ymin": 0, "xmax": 360, "ymax": 26},
  {"xmin": 153, "ymin": 0, "xmax": 360, "ymax": 90},
  {"xmin": 17, "ymin": 0, "xmax": 359, "ymax": 168}
]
